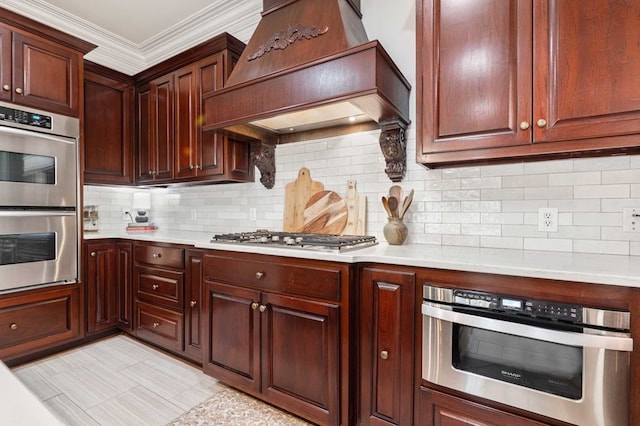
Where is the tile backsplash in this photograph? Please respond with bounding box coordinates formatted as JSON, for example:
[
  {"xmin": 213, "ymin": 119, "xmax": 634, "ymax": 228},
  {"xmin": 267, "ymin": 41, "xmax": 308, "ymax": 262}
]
[{"xmin": 85, "ymin": 128, "xmax": 640, "ymax": 256}]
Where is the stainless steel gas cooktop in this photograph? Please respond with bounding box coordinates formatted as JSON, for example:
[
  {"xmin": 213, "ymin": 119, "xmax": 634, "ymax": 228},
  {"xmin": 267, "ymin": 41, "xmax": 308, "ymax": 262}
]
[{"xmin": 211, "ymin": 231, "xmax": 377, "ymax": 252}]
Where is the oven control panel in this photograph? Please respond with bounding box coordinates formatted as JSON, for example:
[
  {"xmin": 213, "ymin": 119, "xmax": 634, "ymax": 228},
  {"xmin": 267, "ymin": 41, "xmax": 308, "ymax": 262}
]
[
  {"xmin": 0, "ymin": 105, "xmax": 52, "ymax": 129},
  {"xmin": 453, "ymin": 289, "xmax": 582, "ymax": 322}
]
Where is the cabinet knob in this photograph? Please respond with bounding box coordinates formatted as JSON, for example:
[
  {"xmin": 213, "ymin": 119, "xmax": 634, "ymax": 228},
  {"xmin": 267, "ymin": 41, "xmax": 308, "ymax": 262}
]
[
  {"xmin": 152, "ymin": 322, "xmax": 160, "ymax": 328},
  {"xmin": 90, "ymin": 252, "xmax": 97, "ymax": 257},
  {"xmin": 10, "ymin": 323, "xmax": 17, "ymax": 330},
  {"xmin": 15, "ymin": 87, "xmax": 23, "ymax": 95},
  {"xmin": 259, "ymin": 304, "xmax": 267, "ymax": 312},
  {"xmin": 189, "ymin": 165, "xmax": 194, "ymax": 170},
  {"xmin": 152, "ymin": 253, "xmax": 162, "ymax": 259},
  {"xmin": 380, "ymin": 350, "xmax": 389, "ymax": 360},
  {"xmin": 152, "ymin": 284, "xmax": 159, "ymax": 290},
  {"xmin": 2, "ymin": 84, "xmax": 9, "ymax": 91},
  {"xmin": 255, "ymin": 271, "xmax": 264, "ymax": 279},
  {"xmin": 536, "ymin": 118, "xmax": 547, "ymax": 128},
  {"xmin": 195, "ymin": 165, "xmax": 201, "ymax": 170},
  {"xmin": 519, "ymin": 121, "xmax": 530, "ymax": 130},
  {"xmin": 190, "ymin": 300, "xmax": 197, "ymax": 307},
  {"xmin": 251, "ymin": 302, "xmax": 259, "ymax": 310}
]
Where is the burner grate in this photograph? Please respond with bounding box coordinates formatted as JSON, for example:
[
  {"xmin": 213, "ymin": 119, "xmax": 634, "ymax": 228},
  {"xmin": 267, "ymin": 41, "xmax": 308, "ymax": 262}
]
[{"xmin": 211, "ymin": 231, "xmax": 377, "ymax": 251}]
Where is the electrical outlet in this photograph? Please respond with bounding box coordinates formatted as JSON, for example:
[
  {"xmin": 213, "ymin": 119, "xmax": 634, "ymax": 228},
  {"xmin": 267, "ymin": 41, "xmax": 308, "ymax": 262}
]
[
  {"xmin": 122, "ymin": 209, "xmax": 131, "ymax": 221},
  {"xmin": 623, "ymin": 208, "xmax": 640, "ymax": 232},
  {"xmin": 538, "ymin": 207, "xmax": 558, "ymax": 232}
]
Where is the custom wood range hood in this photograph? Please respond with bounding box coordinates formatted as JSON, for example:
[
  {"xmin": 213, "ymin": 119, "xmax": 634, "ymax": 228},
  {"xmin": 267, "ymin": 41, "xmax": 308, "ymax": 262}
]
[{"xmin": 202, "ymin": 0, "xmax": 411, "ymax": 188}]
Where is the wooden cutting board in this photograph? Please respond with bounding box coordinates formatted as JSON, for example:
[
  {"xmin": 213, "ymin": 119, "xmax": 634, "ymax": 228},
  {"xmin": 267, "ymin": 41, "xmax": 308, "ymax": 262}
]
[
  {"xmin": 284, "ymin": 167, "xmax": 324, "ymax": 232},
  {"xmin": 342, "ymin": 180, "xmax": 366, "ymax": 235},
  {"xmin": 301, "ymin": 190, "xmax": 348, "ymax": 234}
]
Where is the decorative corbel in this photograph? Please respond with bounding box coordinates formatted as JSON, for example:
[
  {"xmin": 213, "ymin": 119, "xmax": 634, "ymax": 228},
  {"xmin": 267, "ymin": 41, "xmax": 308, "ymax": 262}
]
[
  {"xmin": 379, "ymin": 120, "xmax": 407, "ymax": 182},
  {"xmin": 251, "ymin": 142, "xmax": 276, "ymax": 189}
]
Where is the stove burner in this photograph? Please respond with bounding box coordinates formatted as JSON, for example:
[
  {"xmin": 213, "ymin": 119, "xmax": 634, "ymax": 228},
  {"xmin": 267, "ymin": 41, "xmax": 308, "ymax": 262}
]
[{"xmin": 211, "ymin": 231, "xmax": 377, "ymax": 251}]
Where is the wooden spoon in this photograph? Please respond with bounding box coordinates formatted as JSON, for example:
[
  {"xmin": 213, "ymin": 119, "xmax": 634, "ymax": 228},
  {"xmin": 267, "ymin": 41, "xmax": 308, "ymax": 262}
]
[
  {"xmin": 389, "ymin": 185, "xmax": 403, "ymax": 204},
  {"xmin": 381, "ymin": 196, "xmax": 392, "ymax": 217},
  {"xmin": 388, "ymin": 195, "xmax": 399, "ymax": 218},
  {"xmin": 399, "ymin": 189, "xmax": 414, "ymax": 219}
]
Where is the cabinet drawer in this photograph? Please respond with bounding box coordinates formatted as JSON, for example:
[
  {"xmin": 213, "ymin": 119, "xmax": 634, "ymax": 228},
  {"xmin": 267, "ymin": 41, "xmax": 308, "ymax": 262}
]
[
  {"xmin": 204, "ymin": 253, "xmax": 342, "ymax": 301},
  {"xmin": 135, "ymin": 266, "xmax": 184, "ymax": 310},
  {"xmin": 0, "ymin": 285, "xmax": 80, "ymax": 360},
  {"xmin": 135, "ymin": 244, "xmax": 184, "ymax": 269},
  {"xmin": 135, "ymin": 301, "xmax": 183, "ymax": 353}
]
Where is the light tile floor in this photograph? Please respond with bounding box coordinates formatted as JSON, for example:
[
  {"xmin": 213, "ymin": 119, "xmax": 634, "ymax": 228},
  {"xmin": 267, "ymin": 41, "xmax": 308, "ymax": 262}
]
[{"xmin": 11, "ymin": 335, "xmax": 226, "ymax": 426}]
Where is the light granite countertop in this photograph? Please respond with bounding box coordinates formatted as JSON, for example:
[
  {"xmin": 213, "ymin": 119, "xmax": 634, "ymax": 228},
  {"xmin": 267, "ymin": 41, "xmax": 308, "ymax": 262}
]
[{"xmin": 84, "ymin": 230, "xmax": 640, "ymax": 288}]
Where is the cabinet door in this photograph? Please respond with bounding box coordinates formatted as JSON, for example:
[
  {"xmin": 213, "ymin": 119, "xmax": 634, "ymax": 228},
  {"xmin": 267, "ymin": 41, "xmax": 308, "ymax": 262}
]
[
  {"xmin": 116, "ymin": 242, "xmax": 133, "ymax": 331},
  {"xmin": 137, "ymin": 86, "xmax": 153, "ymax": 183},
  {"xmin": 198, "ymin": 53, "xmax": 226, "ymax": 177},
  {"xmin": 84, "ymin": 69, "xmax": 134, "ymax": 185},
  {"xmin": 174, "ymin": 64, "xmax": 199, "ymax": 179},
  {"xmin": 420, "ymin": 387, "xmax": 549, "ymax": 426},
  {"xmin": 534, "ymin": 1, "xmax": 640, "ymax": 144},
  {"xmin": 360, "ymin": 267, "xmax": 415, "ymax": 426},
  {"xmin": 0, "ymin": 26, "xmax": 10, "ymax": 102},
  {"xmin": 184, "ymin": 249, "xmax": 203, "ymax": 361},
  {"xmin": 418, "ymin": 0, "xmax": 532, "ymax": 162},
  {"xmin": 12, "ymin": 32, "xmax": 81, "ymax": 116},
  {"xmin": 152, "ymin": 74, "xmax": 174, "ymax": 181},
  {"xmin": 261, "ymin": 292, "xmax": 340, "ymax": 426},
  {"xmin": 85, "ymin": 242, "xmax": 117, "ymax": 334},
  {"xmin": 203, "ymin": 280, "xmax": 261, "ymax": 393}
]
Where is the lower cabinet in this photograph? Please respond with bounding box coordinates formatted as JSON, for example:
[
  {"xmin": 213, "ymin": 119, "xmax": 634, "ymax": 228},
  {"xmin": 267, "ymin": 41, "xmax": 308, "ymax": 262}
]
[
  {"xmin": 0, "ymin": 283, "xmax": 81, "ymax": 362},
  {"xmin": 359, "ymin": 266, "xmax": 416, "ymax": 426},
  {"xmin": 84, "ymin": 241, "xmax": 118, "ymax": 334},
  {"xmin": 202, "ymin": 251, "xmax": 351, "ymax": 426},
  {"xmin": 116, "ymin": 241, "xmax": 133, "ymax": 331},
  {"xmin": 184, "ymin": 249, "xmax": 203, "ymax": 361},
  {"xmin": 419, "ymin": 387, "xmax": 550, "ymax": 426}
]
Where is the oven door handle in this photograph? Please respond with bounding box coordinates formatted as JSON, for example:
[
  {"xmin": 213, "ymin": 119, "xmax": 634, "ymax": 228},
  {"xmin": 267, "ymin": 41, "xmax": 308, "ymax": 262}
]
[
  {"xmin": 0, "ymin": 210, "xmax": 76, "ymax": 217},
  {"xmin": 422, "ymin": 302, "xmax": 633, "ymax": 351}
]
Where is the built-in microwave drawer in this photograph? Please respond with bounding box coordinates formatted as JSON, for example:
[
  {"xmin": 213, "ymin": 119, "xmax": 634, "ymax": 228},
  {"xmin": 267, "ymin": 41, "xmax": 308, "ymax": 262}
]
[
  {"xmin": 134, "ymin": 301, "xmax": 183, "ymax": 353},
  {"xmin": 134, "ymin": 244, "xmax": 184, "ymax": 269},
  {"xmin": 135, "ymin": 266, "xmax": 184, "ymax": 310}
]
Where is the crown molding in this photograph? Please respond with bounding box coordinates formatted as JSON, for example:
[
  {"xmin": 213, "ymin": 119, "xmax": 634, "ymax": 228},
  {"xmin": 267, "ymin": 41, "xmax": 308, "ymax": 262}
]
[{"xmin": 0, "ymin": 0, "xmax": 261, "ymax": 75}]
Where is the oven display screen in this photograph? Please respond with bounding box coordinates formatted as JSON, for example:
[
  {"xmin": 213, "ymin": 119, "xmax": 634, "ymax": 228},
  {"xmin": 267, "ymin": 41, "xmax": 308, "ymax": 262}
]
[{"xmin": 501, "ymin": 298, "xmax": 522, "ymax": 310}]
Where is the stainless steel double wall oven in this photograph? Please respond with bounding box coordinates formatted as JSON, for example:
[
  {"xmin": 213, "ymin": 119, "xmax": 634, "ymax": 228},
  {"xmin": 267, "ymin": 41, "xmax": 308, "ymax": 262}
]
[
  {"xmin": 0, "ymin": 100, "xmax": 79, "ymax": 292},
  {"xmin": 422, "ymin": 285, "xmax": 633, "ymax": 425}
]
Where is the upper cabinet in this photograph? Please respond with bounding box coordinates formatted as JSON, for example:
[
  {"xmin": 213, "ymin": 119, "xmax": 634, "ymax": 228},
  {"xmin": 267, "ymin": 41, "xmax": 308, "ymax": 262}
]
[
  {"xmin": 136, "ymin": 33, "xmax": 253, "ymax": 186},
  {"xmin": 84, "ymin": 62, "xmax": 135, "ymax": 185},
  {"xmin": 0, "ymin": 11, "xmax": 94, "ymax": 116},
  {"xmin": 417, "ymin": 0, "xmax": 640, "ymax": 166}
]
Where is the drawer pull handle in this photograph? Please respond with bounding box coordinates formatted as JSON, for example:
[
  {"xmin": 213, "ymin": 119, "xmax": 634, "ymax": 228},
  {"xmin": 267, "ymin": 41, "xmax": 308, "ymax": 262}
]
[
  {"xmin": 152, "ymin": 253, "xmax": 162, "ymax": 259},
  {"xmin": 152, "ymin": 284, "xmax": 159, "ymax": 290},
  {"xmin": 190, "ymin": 300, "xmax": 197, "ymax": 307},
  {"xmin": 152, "ymin": 322, "xmax": 160, "ymax": 328},
  {"xmin": 15, "ymin": 87, "xmax": 23, "ymax": 95},
  {"xmin": 380, "ymin": 350, "xmax": 389, "ymax": 360},
  {"xmin": 90, "ymin": 252, "xmax": 97, "ymax": 257},
  {"xmin": 255, "ymin": 271, "xmax": 264, "ymax": 279},
  {"xmin": 259, "ymin": 304, "xmax": 267, "ymax": 313},
  {"xmin": 10, "ymin": 323, "xmax": 17, "ymax": 330},
  {"xmin": 251, "ymin": 302, "xmax": 259, "ymax": 310}
]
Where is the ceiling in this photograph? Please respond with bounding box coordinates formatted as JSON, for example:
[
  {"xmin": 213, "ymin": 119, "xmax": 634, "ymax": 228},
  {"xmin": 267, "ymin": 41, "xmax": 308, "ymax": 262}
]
[{"xmin": 0, "ymin": 0, "xmax": 263, "ymax": 75}]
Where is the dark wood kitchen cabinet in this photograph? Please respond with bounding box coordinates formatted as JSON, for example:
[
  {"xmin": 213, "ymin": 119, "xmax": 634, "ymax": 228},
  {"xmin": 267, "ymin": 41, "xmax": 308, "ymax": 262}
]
[
  {"xmin": 184, "ymin": 249, "xmax": 203, "ymax": 362},
  {"xmin": 359, "ymin": 266, "xmax": 416, "ymax": 426},
  {"xmin": 84, "ymin": 240, "xmax": 118, "ymax": 334},
  {"xmin": 202, "ymin": 251, "xmax": 352, "ymax": 426},
  {"xmin": 419, "ymin": 387, "xmax": 550, "ymax": 426},
  {"xmin": 0, "ymin": 10, "xmax": 94, "ymax": 116},
  {"xmin": 417, "ymin": 0, "xmax": 640, "ymax": 166},
  {"xmin": 136, "ymin": 33, "xmax": 252, "ymax": 186},
  {"xmin": 116, "ymin": 241, "xmax": 134, "ymax": 331},
  {"xmin": 83, "ymin": 62, "xmax": 134, "ymax": 185},
  {"xmin": 137, "ymin": 74, "xmax": 175, "ymax": 183},
  {"xmin": 0, "ymin": 283, "xmax": 81, "ymax": 363},
  {"xmin": 133, "ymin": 242, "xmax": 185, "ymax": 353}
]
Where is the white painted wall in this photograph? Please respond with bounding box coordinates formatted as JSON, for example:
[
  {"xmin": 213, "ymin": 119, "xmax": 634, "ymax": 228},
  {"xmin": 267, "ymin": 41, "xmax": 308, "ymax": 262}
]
[{"xmin": 84, "ymin": 0, "xmax": 640, "ymax": 257}]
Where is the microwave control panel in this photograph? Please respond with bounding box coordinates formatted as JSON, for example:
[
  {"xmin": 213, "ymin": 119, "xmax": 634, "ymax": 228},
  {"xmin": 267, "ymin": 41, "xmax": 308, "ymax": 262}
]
[
  {"xmin": 0, "ymin": 106, "xmax": 52, "ymax": 129},
  {"xmin": 453, "ymin": 289, "xmax": 582, "ymax": 323}
]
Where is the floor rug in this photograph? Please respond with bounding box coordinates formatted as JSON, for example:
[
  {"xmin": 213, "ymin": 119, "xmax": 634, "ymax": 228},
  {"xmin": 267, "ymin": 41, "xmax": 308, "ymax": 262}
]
[{"xmin": 168, "ymin": 384, "xmax": 313, "ymax": 425}]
